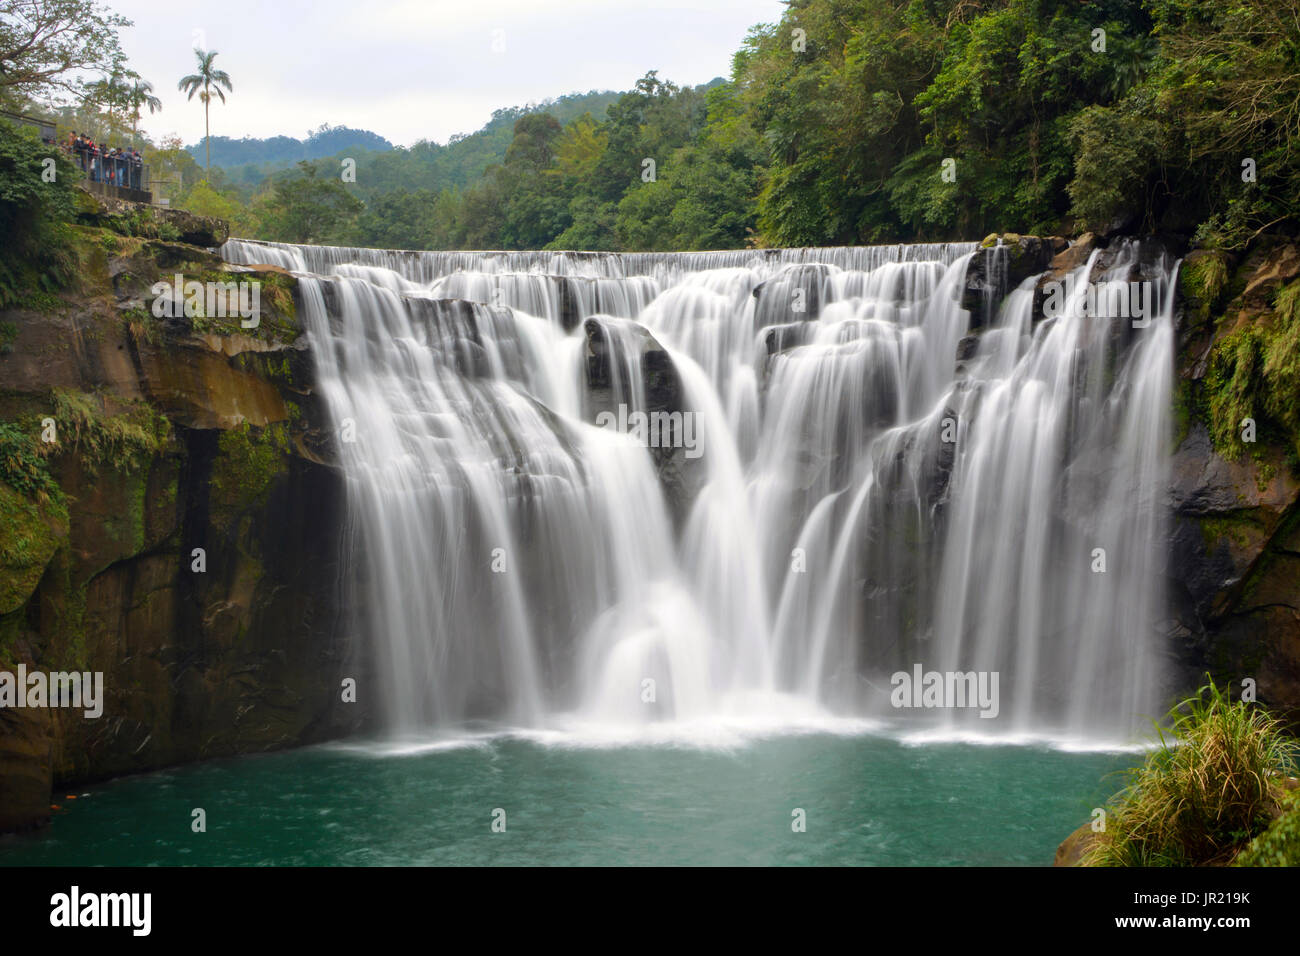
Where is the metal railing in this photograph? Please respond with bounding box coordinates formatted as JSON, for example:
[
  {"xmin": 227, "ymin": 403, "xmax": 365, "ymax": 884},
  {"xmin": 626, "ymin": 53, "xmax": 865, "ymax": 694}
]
[
  {"xmin": 4, "ymin": 110, "xmax": 153, "ymax": 198},
  {"xmin": 68, "ymin": 146, "xmax": 149, "ymax": 192}
]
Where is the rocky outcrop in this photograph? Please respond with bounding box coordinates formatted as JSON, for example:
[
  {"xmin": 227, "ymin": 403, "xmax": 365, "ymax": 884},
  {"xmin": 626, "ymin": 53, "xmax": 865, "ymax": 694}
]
[
  {"xmin": 962, "ymin": 233, "xmax": 1063, "ymax": 326},
  {"xmin": 1166, "ymin": 234, "xmax": 1300, "ymax": 728},
  {"xmin": 753, "ymin": 263, "xmax": 834, "ymax": 326},
  {"xmin": 74, "ymin": 187, "xmax": 229, "ymax": 247},
  {"xmin": 581, "ymin": 316, "xmax": 704, "ymax": 525},
  {"xmin": 0, "ymin": 224, "xmax": 367, "ymax": 831},
  {"xmin": 1052, "ymin": 823, "xmax": 1098, "ymax": 866}
]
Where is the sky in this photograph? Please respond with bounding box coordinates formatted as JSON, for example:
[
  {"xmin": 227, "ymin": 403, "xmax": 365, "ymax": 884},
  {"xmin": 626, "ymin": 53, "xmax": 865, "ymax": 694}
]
[{"xmin": 105, "ymin": 0, "xmax": 788, "ymax": 148}]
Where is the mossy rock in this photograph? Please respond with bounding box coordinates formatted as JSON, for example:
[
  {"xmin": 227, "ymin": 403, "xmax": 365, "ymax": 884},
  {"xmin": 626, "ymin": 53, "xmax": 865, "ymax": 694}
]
[
  {"xmin": 1233, "ymin": 788, "xmax": 1300, "ymax": 866},
  {"xmin": 209, "ymin": 421, "xmax": 292, "ymax": 517},
  {"xmin": 0, "ymin": 482, "xmax": 67, "ymax": 615}
]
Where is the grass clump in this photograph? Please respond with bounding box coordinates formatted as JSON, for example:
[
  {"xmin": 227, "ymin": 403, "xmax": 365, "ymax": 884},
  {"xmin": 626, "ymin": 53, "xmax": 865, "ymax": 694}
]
[
  {"xmin": 50, "ymin": 389, "xmax": 169, "ymax": 477},
  {"xmin": 1083, "ymin": 678, "xmax": 1299, "ymax": 866}
]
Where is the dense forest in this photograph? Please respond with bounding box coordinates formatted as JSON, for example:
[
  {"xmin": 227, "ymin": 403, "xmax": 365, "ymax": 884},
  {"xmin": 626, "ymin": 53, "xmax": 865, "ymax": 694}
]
[
  {"xmin": 184, "ymin": 0, "xmax": 1299, "ymax": 254},
  {"xmin": 5, "ymin": 0, "xmax": 1300, "ymax": 255}
]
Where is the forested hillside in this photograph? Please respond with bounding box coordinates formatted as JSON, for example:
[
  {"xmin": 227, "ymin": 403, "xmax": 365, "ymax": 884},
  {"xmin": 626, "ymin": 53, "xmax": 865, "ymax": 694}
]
[{"xmin": 183, "ymin": 0, "xmax": 1292, "ymax": 253}]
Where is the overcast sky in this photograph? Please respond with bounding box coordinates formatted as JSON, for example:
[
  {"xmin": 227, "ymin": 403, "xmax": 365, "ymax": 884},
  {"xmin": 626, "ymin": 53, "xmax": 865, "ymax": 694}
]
[{"xmin": 105, "ymin": 0, "xmax": 787, "ymax": 148}]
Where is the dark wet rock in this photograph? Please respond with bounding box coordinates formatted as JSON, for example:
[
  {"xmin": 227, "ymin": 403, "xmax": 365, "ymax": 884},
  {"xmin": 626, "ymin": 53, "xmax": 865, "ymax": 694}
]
[
  {"xmin": 753, "ymin": 263, "xmax": 832, "ymax": 327},
  {"xmin": 0, "ymin": 229, "xmax": 366, "ymax": 831},
  {"xmin": 962, "ymin": 234, "xmax": 1056, "ymax": 328},
  {"xmin": 581, "ymin": 316, "xmax": 703, "ymax": 526}
]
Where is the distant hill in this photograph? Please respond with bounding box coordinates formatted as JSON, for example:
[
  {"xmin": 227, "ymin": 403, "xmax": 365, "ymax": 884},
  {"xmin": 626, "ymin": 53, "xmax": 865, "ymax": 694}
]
[
  {"xmin": 207, "ymin": 89, "xmax": 627, "ymax": 195},
  {"xmin": 186, "ymin": 123, "xmax": 395, "ymax": 169},
  {"xmin": 339, "ymin": 89, "xmax": 625, "ymax": 199}
]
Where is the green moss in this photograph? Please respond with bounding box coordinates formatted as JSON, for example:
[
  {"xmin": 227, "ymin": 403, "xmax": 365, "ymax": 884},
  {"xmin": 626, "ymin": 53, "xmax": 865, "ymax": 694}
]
[
  {"xmin": 1203, "ymin": 278, "xmax": 1300, "ymax": 463},
  {"xmin": 1234, "ymin": 790, "xmax": 1300, "ymax": 866},
  {"xmin": 0, "ymin": 481, "xmax": 67, "ymax": 616},
  {"xmin": 99, "ymin": 469, "xmax": 150, "ymax": 557},
  {"xmin": 210, "ymin": 421, "xmax": 291, "ymax": 512},
  {"xmin": 40, "ymin": 550, "xmax": 89, "ymax": 673},
  {"xmin": 1171, "ymin": 376, "xmax": 1196, "ymax": 451},
  {"xmin": 1204, "ymin": 324, "xmax": 1263, "ymax": 459},
  {"xmin": 0, "ymin": 321, "xmax": 15, "ymax": 354},
  {"xmin": 1198, "ymin": 514, "xmax": 1258, "ymax": 552},
  {"xmin": 100, "ymin": 205, "xmax": 183, "ymax": 242}
]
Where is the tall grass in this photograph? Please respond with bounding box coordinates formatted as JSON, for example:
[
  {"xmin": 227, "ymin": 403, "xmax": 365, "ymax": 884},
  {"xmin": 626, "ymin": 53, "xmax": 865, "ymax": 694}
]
[{"xmin": 1084, "ymin": 679, "xmax": 1299, "ymax": 866}]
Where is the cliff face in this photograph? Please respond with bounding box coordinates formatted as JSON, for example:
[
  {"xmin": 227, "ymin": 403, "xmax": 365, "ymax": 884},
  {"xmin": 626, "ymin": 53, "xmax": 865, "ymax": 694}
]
[
  {"xmin": 1166, "ymin": 240, "xmax": 1300, "ymax": 728},
  {"xmin": 0, "ymin": 200, "xmax": 371, "ymax": 831}
]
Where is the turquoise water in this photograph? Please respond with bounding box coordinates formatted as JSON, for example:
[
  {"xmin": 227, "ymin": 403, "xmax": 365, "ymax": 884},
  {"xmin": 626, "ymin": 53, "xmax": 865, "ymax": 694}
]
[{"xmin": 0, "ymin": 731, "xmax": 1133, "ymax": 866}]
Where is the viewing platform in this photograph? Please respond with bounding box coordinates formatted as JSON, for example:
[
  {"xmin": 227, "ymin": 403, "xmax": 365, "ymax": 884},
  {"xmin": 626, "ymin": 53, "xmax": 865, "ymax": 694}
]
[{"xmin": 2, "ymin": 110, "xmax": 153, "ymax": 204}]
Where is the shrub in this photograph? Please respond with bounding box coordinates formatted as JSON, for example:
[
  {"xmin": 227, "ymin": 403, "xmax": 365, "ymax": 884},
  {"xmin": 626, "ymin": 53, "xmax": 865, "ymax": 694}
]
[{"xmin": 1084, "ymin": 679, "xmax": 1299, "ymax": 866}]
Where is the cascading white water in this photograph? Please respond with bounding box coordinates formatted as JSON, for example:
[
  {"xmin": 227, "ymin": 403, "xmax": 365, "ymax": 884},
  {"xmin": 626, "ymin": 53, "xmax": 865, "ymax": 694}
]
[{"xmin": 225, "ymin": 237, "xmax": 1176, "ymax": 743}]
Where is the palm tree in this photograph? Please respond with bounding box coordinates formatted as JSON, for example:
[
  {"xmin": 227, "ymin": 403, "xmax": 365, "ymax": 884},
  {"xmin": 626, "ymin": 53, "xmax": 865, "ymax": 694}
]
[
  {"xmin": 126, "ymin": 77, "xmax": 162, "ymax": 149},
  {"xmin": 87, "ymin": 69, "xmax": 130, "ymax": 137},
  {"xmin": 177, "ymin": 49, "xmax": 232, "ymax": 173}
]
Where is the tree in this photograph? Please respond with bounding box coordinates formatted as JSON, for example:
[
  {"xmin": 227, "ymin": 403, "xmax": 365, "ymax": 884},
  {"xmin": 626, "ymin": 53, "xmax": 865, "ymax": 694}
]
[
  {"xmin": 84, "ymin": 63, "xmax": 133, "ymax": 139},
  {"xmin": 0, "ymin": 0, "xmax": 129, "ymax": 106},
  {"xmin": 178, "ymin": 48, "xmax": 232, "ymax": 173},
  {"xmin": 0, "ymin": 117, "xmax": 80, "ymax": 303},
  {"xmin": 126, "ymin": 76, "xmax": 161, "ymax": 147},
  {"xmin": 261, "ymin": 161, "xmax": 363, "ymax": 245},
  {"xmin": 148, "ymin": 133, "xmax": 202, "ymax": 203}
]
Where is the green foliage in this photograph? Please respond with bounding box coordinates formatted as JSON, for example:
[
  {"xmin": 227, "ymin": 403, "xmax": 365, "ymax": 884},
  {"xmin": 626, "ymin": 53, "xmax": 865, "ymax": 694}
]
[
  {"xmin": 1204, "ymin": 278, "xmax": 1300, "ymax": 460},
  {"xmin": 259, "ymin": 161, "xmax": 364, "ymax": 245},
  {"xmin": 50, "ymin": 388, "xmax": 169, "ymax": 477},
  {"xmin": 0, "ymin": 118, "xmax": 82, "ymax": 305},
  {"xmin": 1066, "ymin": 102, "xmax": 1164, "ymax": 232},
  {"xmin": 178, "ymin": 180, "xmax": 243, "ymax": 225},
  {"xmin": 1233, "ymin": 790, "xmax": 1300, "ymax": 867},
  {"xmin": 11, "ymin": 0, "xmax": 1293, "ymax": 255},
  {"xmin": 0, "ymin": 421, "xmax": 60, "ymax": 502},
  {"xmin": 1084, "ymin": 679, "xmax": 1300, "ymax": 866},
  {"xmin": 0, "ymin": 0, "xmax": 130, "ymax": 106}
]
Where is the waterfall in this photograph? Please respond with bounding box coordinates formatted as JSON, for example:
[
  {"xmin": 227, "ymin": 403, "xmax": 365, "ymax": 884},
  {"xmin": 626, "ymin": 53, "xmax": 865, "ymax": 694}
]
[{"xmin": 224, "ymin": 237, "xmax": 1176, "ymax": 744}]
